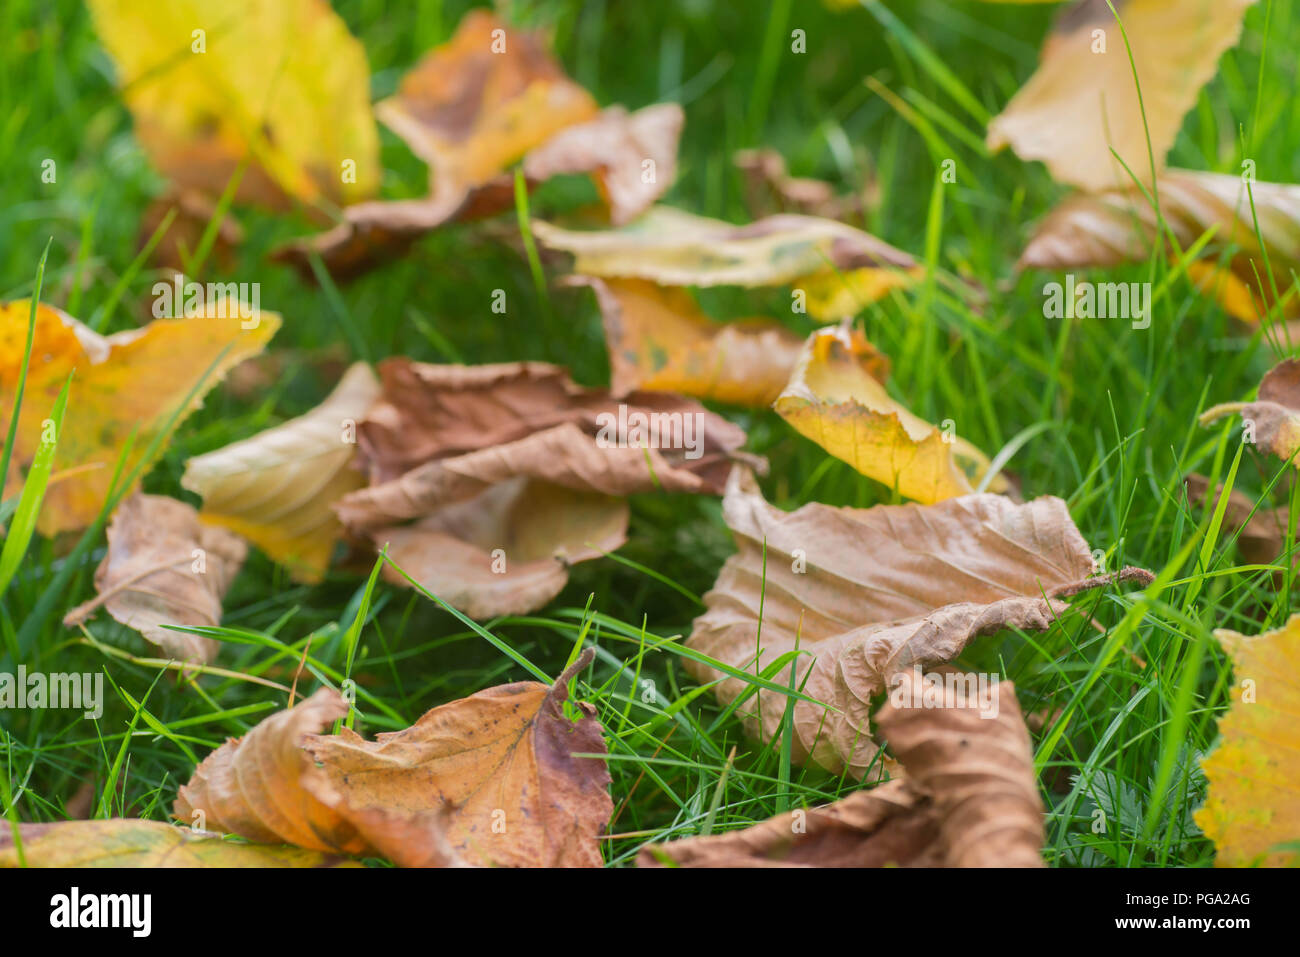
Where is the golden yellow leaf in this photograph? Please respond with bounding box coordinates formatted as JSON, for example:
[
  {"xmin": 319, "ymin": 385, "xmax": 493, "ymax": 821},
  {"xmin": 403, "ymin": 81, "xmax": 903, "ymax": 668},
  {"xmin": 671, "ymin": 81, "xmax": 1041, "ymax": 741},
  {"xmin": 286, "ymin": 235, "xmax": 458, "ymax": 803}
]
[
  {"xmin": 0, "ymin": 301, "xmax": 278, "ymax": 535},
  {"xmin": 1196, "ymin": 615, "xmax": 1300, "ymax": 867},
  {"xmin": 774, "ymin": 326, "xmax": 1006, "ymax": 503},
  {"xmin": 988, "ymin": 0, "xmax": 1256, "ymax": 191},
  {"xmin": 182, "ymin": 361, "xmax": 381, "ymax": 582},
  {"xmin": 0, "ymin": 819, "xmax": 361, "ymax": 868},
  {"xmin": 87, "ymin": 0, "xmax": 378, "ymax": 208}
]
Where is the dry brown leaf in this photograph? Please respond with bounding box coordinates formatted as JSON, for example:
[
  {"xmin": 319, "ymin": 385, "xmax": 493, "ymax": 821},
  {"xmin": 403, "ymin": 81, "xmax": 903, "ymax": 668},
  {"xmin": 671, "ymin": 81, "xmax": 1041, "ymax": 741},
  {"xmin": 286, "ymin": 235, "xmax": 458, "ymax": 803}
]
[
  {"xmin": 573, "ymin": 276, "xmax": 843, "ymax": 407},
  {"xmin": 175, "ymin": 650, "xmax": 611, "ymax": 867},
  {"xmin": 734, "ymin": 148, "xmax": 876, "ymax": 222},
  {"xmin": 181, "ymin": 362, "xmax": 381, "ymax": 582},
  {"xmin": 685, "ymin": 467, "xmax": 1153, "ymax": 776},
  {"xmin": 139, "ymin": 188, "xmax": 244, "ymax": 273},
  {"xmin": 1184, "ymin": 474, "xmax": 1293, "ymax": 581},
  {"xmin": 1018, "ymin": 170, "xmax": 1300, "ymax": 322},
  {"xmin": 334, "ymin": 358, "xmax": 760, "ymax": 617},
  {"xmin": 988, "ymin": 0, "xmax": 1257, "ymax": 192},
  {"xmin": 61, "ymin": 494, "xmax": 246, "ymax": 664},
  {"xmin": 774, "ymin": 325, "xmax": 1005, "ymax": 503},
  {"xmin": 639, "ymin": 675, "xmax": 1044, "ymax": 867},
  {"xmin": 1201, "ymin": 359, "xmax": 1300, "ymax": 465},
  {"xmin": 0, "ymin": 819, "xmax": 362, "ymax": 868}
]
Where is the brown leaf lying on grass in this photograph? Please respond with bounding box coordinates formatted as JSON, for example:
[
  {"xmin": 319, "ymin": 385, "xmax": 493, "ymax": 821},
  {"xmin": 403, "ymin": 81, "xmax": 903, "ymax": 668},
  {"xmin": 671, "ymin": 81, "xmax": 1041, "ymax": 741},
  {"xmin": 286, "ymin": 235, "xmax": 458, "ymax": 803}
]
[
  {"xmin": 988, "ymin": 0, "xmax": 1257, "ymax": 192},
  {"xmin": 1196, "ymin": 615, "xmax": 1300, "ymax": 867},
  {"xmin": 774, "ymin": 325, "xmax": 1004, "ymax": 503},
  {"xmin": 733, "ymin": 148, "xmax": 877, "ymax": 222},
  {"xmin": 174, "ymin": 650, "xmax": 611, "ymax": 867},
  {"xmin": 333, "ymin": 358, "xmax": 761, "ymax": 618},
  {"xmin": 181, "ymin": 362, "xmax": 382, "ymax": 583},
  {"xmin": 0, "ymin": 301, "xmax": 277, "ymax": 536},
  {"xmin": 0, "ymin": 819, "xmax": 362, "ymax": 868},
  {"xmin": 273, "ymin": 11, "xmax": 681, "ymax": 278},
  {"xmin": 1201, "ymin": 359, "xmax": 1300, "ymax": 464},
  {"xmin": 639, "ymin": 674, "xmax": 1044, "ymax": 867},
  {"xmin": 686, "ymin": 468, "xmax": 1153, "ymax": 777},
  {"xmin": 1019, "ymin": 171, "xmax": 1300, "ymax": 322},
  {"xmin": 1184, "ymin": 474, "xmax": 1293, "ymax": 583},
  {"xmin": 62, "ymin": 494, "xmax": 247, "ymax": 664}
]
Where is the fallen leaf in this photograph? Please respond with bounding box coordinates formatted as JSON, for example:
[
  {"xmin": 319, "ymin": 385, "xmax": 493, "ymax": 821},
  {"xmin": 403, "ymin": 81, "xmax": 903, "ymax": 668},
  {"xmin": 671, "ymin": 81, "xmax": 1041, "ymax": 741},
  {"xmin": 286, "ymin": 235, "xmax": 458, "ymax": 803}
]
[
  {"xmin": 175, "ymin": 650, "xmax": 612, "ymax": 867},
  {"xmin": 685, "ymin": 467, "xmax": 1153, "ymax": 776},
  {"xmin": 181, "ymin": 361, "xmax": 381, "ymax": 582},
  {"xmin": 1201, "ymin": 359, "xmax": 1300, "ymax": 465},
  {"xmin": 774, "ymin": 325, "xmax": 1005, "ymax": 503},
  {"xmin": 988, "ymin": 0, "xmax": 1257, "ymax": 192},
  {"xmin": 62, "ymin": 494, "xmax": 246, "ymax": 664},
  {"xmin": 139, "ymin": 188, "xmax": 244, "ymax": 273},
  {"xmin": 1018, "ymin": 170, "xmax": 1300, "ymax": 322},
  {"xmin": 0, "ymin": 301, "xmax": 278, "ymax": 535},
  {"xmin": 87, "ymin": 0, "xmax": 378, "ymax": 208},
  {"xmin": 639, "ymin": 675, "xmax": 1044, "ymax": 867},
  {"xmin": 0, "ymin": 819, "xmax": 361, "ymax": 868},
  {"xmin": 1184, "ymin": 474, "xmax": 1292, "ymax": 581},
  {"xmin": 334, "ymin": 358, "xmax": 760, "ymax": 618},
  {"xmin": 1196, "ymin": 614, "xmax": 1300, "ymax": 866},
  {"xmin": 573, "ymin": 276, "xmax": 835, "ymax": 407},
  {"xmin": 733, "ymin": 148, "xmax": 876, "ymax": 222}
]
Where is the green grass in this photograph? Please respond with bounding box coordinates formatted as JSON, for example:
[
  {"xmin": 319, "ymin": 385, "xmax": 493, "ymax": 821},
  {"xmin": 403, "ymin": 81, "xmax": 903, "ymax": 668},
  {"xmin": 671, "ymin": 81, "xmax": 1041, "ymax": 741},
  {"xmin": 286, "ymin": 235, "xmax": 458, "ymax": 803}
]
[{"xmin": 1, "ymin": 0, "xmax": 1297, "ymax": 867}]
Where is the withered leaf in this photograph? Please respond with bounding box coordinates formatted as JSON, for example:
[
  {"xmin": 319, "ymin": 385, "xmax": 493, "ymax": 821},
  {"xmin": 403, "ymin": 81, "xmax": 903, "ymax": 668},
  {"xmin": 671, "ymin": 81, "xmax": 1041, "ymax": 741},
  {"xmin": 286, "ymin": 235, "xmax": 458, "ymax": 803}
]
[
  {"xmin": 175, "ymin": 650, "xmax": 612, "ymax": 867},
  {"xmin": 1196, "ymin": 614, "xmax": 1300, "ymax": 866},
  {"xmin": 685, "ymin": 467, "xmax": 1153, "ymax": 776},
  {"xmin": 182, "ymin": 361, "xmax": 381, "ymax": 583},
  {"xmin": 988, "ymin": 0, "xmax": 1257, "ymax": 192},
  {"xmin": 733, "ymin": 148, "xmax": 876, "ymax": 222},
  {"xmin": 63, "ymin": 494, "xmax": 246, "ymax": 664},
  {"xmin": 774, "ymin": 325, "xmax": 1005, "ymax": 503},
  {"xmin": 0, "ymin": 301, "xmax": 277, "ymax": 535},
  {"xmin": 1019, "ymin": 170, "xmax": 1300, "ymax": 322},
  {"xmin": 333, "ymin": 358, "xmax": 760, "ymax": 618},
  {"xmin": 0, "ymin": 819, "xmax": 361, "ymax": 868},
  {"xmin": 1201, "ymin": 359, "xmax": 1300, "ymax": 465},
  {"xmin": 1184, "ymin": 474, "xmax": 1293, "ymax": 581},
  {"xmin": 639, "ymin": 675, "xmax": 1044, "ymax": 867}
]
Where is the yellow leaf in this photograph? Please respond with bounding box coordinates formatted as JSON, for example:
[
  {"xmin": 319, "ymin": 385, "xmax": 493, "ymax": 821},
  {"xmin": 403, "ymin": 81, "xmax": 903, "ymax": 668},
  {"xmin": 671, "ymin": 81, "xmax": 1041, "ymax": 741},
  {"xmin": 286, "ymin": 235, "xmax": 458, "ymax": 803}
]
[
  {"xmin": 0, "ymin": 301, "xmax": 278, "ymax": 535},
  {"xmin": 87, "ymin": 0, "xmax": 379, "ymax": 207},
  {"xmin": 182, "ymin": 361, "xmax": 381, "ymax": 582},
  {"xmin": 774, "ymin": 326, "xmax": 1006, "ymax": 504},
  {"xmin": 1196, "ymin": 615, "xmax": 1300, "ymax": 867}
]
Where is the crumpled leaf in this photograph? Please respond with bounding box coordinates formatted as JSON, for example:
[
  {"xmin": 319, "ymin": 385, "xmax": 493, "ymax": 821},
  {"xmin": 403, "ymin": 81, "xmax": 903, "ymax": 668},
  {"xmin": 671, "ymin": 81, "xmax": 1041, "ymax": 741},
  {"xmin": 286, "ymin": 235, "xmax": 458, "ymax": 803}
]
[
  {"xmin": 0, "ymin": 301, "xmax": 278, "ymax": 535},
  {"xmin": 87, "ymin": 0, "xmax": 378, "ymax": 208},
  {"xmin": 62, "ymin": 494, "xmax": 246, "ymax": 664},
  {"xmin": 988, "ymin": 0, "xmax": 1257, "ymax": 192},
  {"xmin": 685, "ymin": 467, "xmax": 1153, "ymax": 776},
  {"xmin": 1200, "ymin": 359, "xmax": 1300, "ymax": 465},
  {"xmin": 175, "ymin": 650, "xmax": 612, "ymax": 867},
  {"xmin": 1196, "ymin": 614, "xmax": 1300, "ymax": 867},
  {"xmin": 639, "ymin": 675, "xmax": 1044, "ymax": 867},
  {"xmin": 1019, "ymin": 170, "xmax": 1300, "ymax": 322},
  {"xmin": 774, "ymin": 325, "xmax": 1005, "ymax": 503},
  {"xmin": 0, "ymin": 819, "xmax": 361, "ymax": 868},
  {"xmin": 334, "ymin": 358, "xmax": 760, "ymax": 618},
  {"xmin": 1184, "ymin": 474, "xmax": 1293, "ymax": 582},
  {"xmin": 274, "ymin": 14, "xmax": 681, "ymax": 279},
  {"xmin": 573, "ymin": 276, "xmax": 845, "ymax": 407},
  {"xmin": 734, "ymin": 148, "xmax": 876, "ymax": 222},
  {"xmin": 533, "ymin": 206, "xmax": 919, "ymax": 307},
  {"xmin": 181, "ymin": 361, "xmax": 381, "ymax": 582}
]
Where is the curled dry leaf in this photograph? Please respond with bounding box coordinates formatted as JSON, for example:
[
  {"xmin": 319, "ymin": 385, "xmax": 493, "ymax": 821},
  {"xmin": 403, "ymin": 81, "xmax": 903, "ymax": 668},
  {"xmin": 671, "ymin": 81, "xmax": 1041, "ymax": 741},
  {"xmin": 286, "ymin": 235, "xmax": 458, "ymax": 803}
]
[
  {"xmin": 175, "ymin": 650, "xmax": 612, "ymax": 867},
  {"xmin": 0, "ymin": 301, "xmax": 278, "ymax": 535},
  {"xmin": 1196, "ymin": 614, "xmax": 1300, "ymax": 867},
  {"xmin": 87, "ymin": 0, "xmax": 378, "ymax": 209},
  {"xmin": 774, "ymin": 325, "xmax": 1005, "ymax": 503},
  {"xmin": 686, "ymin": 467, "xmax": 1154, "ymax": 776},
  {"xmin": 1019, "ymin": 170, "xmax": 1300, "ymax": 322},
  {"xmin": 1184, "ymin": 474, "xmax": 1293, "ymax": 582},
  {"xmin": 988, "ymin": 0, "xmax": 1257, "ymax": 192},
  {"xmin": 733, "ymin": 148, "xmax": 876, "ymax": 222},
  {"xmin": 62, "ymin": 494, "xmax": 246, "ymax": 664},
  {"xmin": 1200, "ymin": 359, "xmax": 1300, "ymax": 465},
  {"xmin": 0, "ymin": 819, "xmax": 362, "ymax": 868},
  {"xmin": 533, "ymin": 206, "xmax": 919, "ymax": 313},
  {"xmin": 333, "ymin": 358, "xmax": 760, "ymax": 618},
  {"xmin": 181, "ymin": 361, "xmax": 381, "ymax": 582},
  {"xmin": 639, "ymin": 675, "xmax": 1044, "ymax": 867},
  {"xmin": 572, "ymin": 276, "xmax": 822, "ymax": 407}
]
